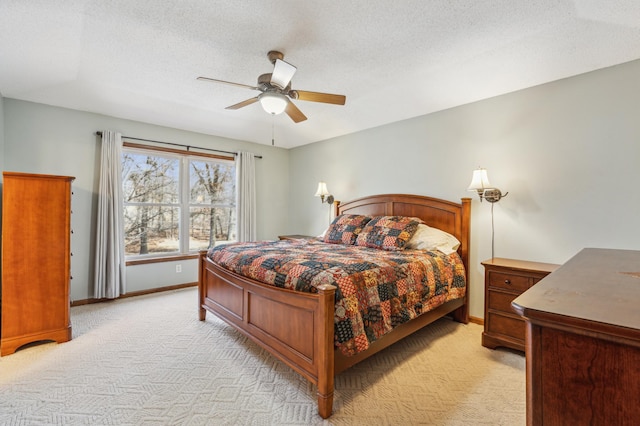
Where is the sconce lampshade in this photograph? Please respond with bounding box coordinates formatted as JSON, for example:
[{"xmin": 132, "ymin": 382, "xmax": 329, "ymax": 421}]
[
  {"xmin": 314, "ymin": 182, "xmax": 330, "ymax": 198},
  {"xmin": 467, "ymin": 168, "xmax": 492, "ymax": 192},
  {"xmin": 314, "ymin": 181, "xmax": 334, "ymax": 204},
  {"xmin": 259, "ymin": 92, "xmax": 288, "ymax": 115}
]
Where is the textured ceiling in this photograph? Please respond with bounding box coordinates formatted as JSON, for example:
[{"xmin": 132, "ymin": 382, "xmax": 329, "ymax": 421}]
[{"xmin": 1, "ymin": 1, "xmax": 640, "ymax": 148}]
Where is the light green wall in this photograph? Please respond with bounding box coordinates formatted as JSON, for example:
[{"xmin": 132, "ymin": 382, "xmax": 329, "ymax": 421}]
[
  {"xmin": 4, "ymin": 59, "xmax": 640, "ymax": 317},
  {"xmin": 0, "ymin": 93, "xmax": 4, "ymax": 276},
  {"xmin": 3, "ymin": 100, "xmax": 290, "ymax": 301},
  {"xmin": 289, "ymin": 59, "xmax": 640, "ymax": 320},
  {"xmin": 0, "ymin": 92, "xmax": 4, "ymax": 172}
]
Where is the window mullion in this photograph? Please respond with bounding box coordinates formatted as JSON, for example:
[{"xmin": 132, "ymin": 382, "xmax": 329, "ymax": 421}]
[{"xmin": 180, "ymin": 157, "xmax": 190, "ymax": 254}]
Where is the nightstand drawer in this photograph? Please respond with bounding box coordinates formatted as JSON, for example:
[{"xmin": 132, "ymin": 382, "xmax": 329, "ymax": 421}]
[
  {"xmin": 487, "ymin": 312, "xmax": 525, "ymax": 341},
  {"xmin": 488, "ymin": 290, "xmax": 519, "ymax": 314},
  {"xmin": 488, "ymin": 271, "xmax": 530, "ymax": 292}
]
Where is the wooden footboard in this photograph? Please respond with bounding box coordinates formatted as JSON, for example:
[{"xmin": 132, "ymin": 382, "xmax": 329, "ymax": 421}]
[
  {"xmin": 198, "ymin": 251, "xmax": 337, "ymax": 418},
  {"xmin": 198, "ymin": 194, "xmax": 471, "ymax": 418}
]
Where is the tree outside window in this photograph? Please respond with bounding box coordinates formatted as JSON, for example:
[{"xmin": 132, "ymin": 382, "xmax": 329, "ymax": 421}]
[
  {"xmin": 189, "ymin": 159, "xmax": 236, "ymax": 251},
  {"xmin": 122, "ymin": 148, "xmax": 236, "ymax": 257}
]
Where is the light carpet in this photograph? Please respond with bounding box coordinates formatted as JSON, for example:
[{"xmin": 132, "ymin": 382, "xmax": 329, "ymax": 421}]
[{"xmin": 0, "ymin": 288, "xmax": 525, "ymax": 425}]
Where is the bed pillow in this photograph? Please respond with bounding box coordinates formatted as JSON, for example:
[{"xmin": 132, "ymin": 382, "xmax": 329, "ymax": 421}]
[
  {"xmin": 323, "ymin": 214, "xmax": 372, "ymax": 245},
  {"xmin": 355, "ymin": 215, "xmax": 424, "ymax": 251},
  {"xmin": 317, "ymin": 228, "xmax": 327, "ymax": 239},
  {"xmin": 405, "ymin": 224, "xmax": 461, "ymax": 255}
]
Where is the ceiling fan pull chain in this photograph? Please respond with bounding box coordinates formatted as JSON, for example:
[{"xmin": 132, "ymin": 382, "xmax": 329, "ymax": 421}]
[{"xmin": 271, "ymin": 114, "xmax": 275, "ymax": 146}]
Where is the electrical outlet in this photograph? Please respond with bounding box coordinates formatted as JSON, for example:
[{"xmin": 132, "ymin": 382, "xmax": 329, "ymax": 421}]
[{"xmin": 176, "ymin": 264, "xmax": 182, "ymax": 273}]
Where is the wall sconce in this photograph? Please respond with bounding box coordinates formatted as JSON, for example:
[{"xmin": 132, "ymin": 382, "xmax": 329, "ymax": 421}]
[
  {"xmin": 467, "ymin": 167, "xmax": 509, "ymax": 260},
  {"xmin": 467, "ymin": 168, "xmax": 508, "ymax": 203},
  {"xmin": 314, "ymin": 181, "xmax": 334, "ymax": 204}
]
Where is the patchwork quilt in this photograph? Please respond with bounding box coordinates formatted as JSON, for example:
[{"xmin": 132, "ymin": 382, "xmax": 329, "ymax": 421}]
[{"xmin": 208, "ymin": 239, "xmax": 466, "ymax": 356}]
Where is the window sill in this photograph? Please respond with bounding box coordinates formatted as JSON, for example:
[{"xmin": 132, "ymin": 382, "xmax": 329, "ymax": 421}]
[{"xmin": 126, "ymin": 253, "xmax": 199, "ymax": 266}]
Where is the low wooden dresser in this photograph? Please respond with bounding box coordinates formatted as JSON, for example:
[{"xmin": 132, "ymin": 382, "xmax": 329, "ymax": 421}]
[
  {"xmin": 512, "ymin": 248, "xmax": 640, "ymax": 425},
  {"xmin": 481, "ymin": 258, "xmax": 559, "ymax": 352}
]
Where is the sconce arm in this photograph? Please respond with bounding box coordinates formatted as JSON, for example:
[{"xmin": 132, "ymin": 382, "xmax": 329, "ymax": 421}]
[{"xmin": 483, "ymin": 189, "xmax": 508, "ymax": 203}]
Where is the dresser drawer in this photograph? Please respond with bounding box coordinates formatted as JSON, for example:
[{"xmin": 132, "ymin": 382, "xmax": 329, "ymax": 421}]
[
  {"xmin": 488, "ymin": 271, "xmax": 530, "ymax": 292},
  {"xmin": 488, "ymin": 290, "xmax": 519, "ymax": 314},
  {"xmin": 487, "ymin": 312, "xmax": 525, "ymax": 341}
]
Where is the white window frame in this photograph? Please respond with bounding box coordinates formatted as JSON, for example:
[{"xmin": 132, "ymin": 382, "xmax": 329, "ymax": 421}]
[{"xmin": 122, "ymin": 143, "xmax": 236, "ymax": 260}]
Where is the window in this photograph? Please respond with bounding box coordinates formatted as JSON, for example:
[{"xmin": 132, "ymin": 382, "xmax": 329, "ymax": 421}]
[{"xmin": 122, "ymin": 146, "xmax": 236, "ymax": 258}]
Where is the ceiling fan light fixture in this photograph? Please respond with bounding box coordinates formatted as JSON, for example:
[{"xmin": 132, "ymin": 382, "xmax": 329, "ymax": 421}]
[{"xmin": 259, "ymin": 92, "xmax": 288, "ymax": 115}]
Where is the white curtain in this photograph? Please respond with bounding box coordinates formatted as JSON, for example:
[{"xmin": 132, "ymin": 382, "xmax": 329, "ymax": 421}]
[
  {"xmin": 94, "ymin": 131, "xmax": 126, "ymax": 299},
  {"xmin": 236, "ymin": 151, "xmax": 257, "ymax": 242}
]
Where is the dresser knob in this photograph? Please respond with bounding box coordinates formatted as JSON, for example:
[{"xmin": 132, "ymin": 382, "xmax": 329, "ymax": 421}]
[{"xmin": 504, "ymin": 279, "xmax": 511, "ymax": 285}]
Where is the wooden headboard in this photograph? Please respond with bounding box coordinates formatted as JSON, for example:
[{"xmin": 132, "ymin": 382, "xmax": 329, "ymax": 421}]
[{"xmin": 336, "ymin": 194, "xmax": 471, "ymax": 273}]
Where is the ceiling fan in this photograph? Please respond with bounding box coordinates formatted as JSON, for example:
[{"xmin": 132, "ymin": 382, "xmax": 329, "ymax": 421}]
[{"xmin": 197, "ymin": 51, "xmax": 346, "ymax": 123}]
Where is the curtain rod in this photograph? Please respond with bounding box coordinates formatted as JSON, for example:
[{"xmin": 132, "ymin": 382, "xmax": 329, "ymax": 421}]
[{"xmin": 94, "ymin": 131, "xmax": 262, "ymax": 159}]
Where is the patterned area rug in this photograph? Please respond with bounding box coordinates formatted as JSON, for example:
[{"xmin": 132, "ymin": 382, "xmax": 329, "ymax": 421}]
[{"xmin": 0, "ymin": 288, "xmax": 525, "ymax": 425}]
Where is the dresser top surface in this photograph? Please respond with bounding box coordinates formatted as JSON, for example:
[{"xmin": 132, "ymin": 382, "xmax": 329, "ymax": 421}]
[
  {"xmin": 3, "ymin": 171, "xmax": 75, "ymax": 181},
  {"xmin": 482, "ymin": 257, "xmax": 559, "ymax": 274},
  {"xmin": 512, "ymin": 248, "xmax": 640, "ymax": 330}
]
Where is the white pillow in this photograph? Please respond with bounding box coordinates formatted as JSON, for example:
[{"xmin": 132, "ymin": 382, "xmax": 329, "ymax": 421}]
[
  {"xmin": 318, "ymin": 227, "xmax": 328, "ymax": 238},
  {"xmin": 405, "ymin": 224, "xmax": 460, "ymax": 255}
]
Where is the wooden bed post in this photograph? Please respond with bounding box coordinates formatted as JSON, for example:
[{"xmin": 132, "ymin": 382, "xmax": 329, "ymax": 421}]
[
  {"xmin": 452, "ymin": 197, "xmax": 471, "ymax": 324},
  {"xmin": 198, "ymin": 250, "xmax": 207, "ymax": 321},
  {"xmin": 333, "ymin": 200, "xmax": 340, "ymax": 218},
  {"xmin": 316, "ymin": 283, "xmax": 336, "ymax": 419}
]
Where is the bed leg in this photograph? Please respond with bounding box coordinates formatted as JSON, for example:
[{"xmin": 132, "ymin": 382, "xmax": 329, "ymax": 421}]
[
  {"xmin": 317, "ymin": 391, "xmax": 334, "ymax": 419},
  {"xmin": 452, "ymin": 303, "xmax": 469, "ymax": 324},
  {"xmin": 198, "ymin": 250, "xmax": 208, "ymax": 322}
]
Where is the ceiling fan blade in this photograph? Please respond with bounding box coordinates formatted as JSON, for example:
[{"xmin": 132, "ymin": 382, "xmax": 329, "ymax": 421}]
[
  {"xmin": 197, "ymin": 76, "xmax": 258, "ymax": 91},
  {"xmin": 271, "ymin": 59, "xmax": 297, "ymax": 89},
  {"xmin": 293, "ymin": 90, "xmax": 346, "ymax": 105},
  {"xmin": 285, "ymin": 100, "xmax": 307, "ymax": 123},
  {"xmin": 225, "ymin": 97, "xmax": 259, "ymax": 110}
]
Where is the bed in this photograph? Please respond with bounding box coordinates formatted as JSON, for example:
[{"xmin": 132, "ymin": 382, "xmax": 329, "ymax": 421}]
[{"xmin": 198, "ymin": 194, "xmax": 471, "ymax": 418}]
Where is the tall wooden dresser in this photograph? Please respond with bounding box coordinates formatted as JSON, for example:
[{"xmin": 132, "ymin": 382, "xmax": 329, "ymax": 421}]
[
  {"xmin": 513, "ymin": 248, "xmax": 640, "ymax": 425},
  {"xmin": 1, "ymin": 172, "xmax": 75, "ymax": 356}
]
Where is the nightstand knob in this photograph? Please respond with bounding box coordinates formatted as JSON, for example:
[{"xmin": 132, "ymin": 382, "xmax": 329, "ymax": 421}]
[{"xmin": 504, "ymin": 279, "xmax": 511, "ymax": 285}]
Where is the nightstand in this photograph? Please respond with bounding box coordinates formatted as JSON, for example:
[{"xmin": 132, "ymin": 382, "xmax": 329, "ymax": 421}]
[
  {"xmin": 481, "ymin": 258, "xmax": 559, "ymax": 351},
  {"xmin": 278, "ymin": 234, "xmax": 317, "ymax": 241}
]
